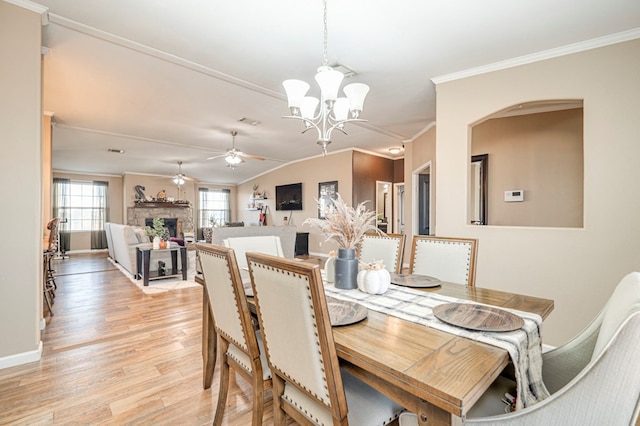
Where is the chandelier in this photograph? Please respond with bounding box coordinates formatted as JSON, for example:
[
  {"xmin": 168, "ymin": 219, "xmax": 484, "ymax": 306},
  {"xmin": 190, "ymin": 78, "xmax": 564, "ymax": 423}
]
[{"xmin": 282, "ymin": 0, "xmax": 370, "ymax": 155}]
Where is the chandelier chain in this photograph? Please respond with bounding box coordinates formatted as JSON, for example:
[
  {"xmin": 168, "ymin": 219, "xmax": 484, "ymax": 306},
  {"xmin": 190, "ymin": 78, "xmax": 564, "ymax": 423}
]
[{"xmin": 322, "ymin": 0, "xmax": 328, "ymax": 66}]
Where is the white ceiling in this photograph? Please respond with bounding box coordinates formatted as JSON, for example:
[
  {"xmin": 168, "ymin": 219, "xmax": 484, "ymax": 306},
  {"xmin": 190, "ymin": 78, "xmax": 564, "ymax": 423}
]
[{"xmin": 32, "ymin": 0, "xmax": 640, "ymax": 185}]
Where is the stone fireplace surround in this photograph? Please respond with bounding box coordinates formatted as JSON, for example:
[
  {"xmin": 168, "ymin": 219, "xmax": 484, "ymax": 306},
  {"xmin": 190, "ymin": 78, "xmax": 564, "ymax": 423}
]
[{"xmin": 127, "ymin": 202, "xmax": 192, "ymax": 238}]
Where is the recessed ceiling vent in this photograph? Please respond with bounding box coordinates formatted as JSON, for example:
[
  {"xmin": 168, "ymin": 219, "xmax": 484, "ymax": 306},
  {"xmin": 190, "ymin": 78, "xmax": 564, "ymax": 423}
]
[
  {"xmin": 108, "ymin": 148, "xmax": 124, "ymax": 154},
  {"xmin": 238, "ymin": 117, "xmax": 261, "ymax": 126},
  {"xmin": 331, "ymin": 63, "xmax": 358, "ymax": 78}
]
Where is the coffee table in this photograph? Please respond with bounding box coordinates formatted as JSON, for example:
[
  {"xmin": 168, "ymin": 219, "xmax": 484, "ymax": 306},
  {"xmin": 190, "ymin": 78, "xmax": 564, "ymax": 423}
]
[{"xmin": 136, "ymin": 246, "xmax": 187, "ymax": 286}]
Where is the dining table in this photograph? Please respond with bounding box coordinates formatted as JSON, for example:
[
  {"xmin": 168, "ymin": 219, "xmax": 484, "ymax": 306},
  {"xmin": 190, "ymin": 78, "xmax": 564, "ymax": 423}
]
[{"xmin": 196, "ymin": 267, "xmax": 554, "ymax": 426}]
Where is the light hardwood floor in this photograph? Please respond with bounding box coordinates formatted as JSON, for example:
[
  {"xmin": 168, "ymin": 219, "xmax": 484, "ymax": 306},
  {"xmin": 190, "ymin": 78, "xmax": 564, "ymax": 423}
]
[{"xmin": 0, "ymin": 252, "xmax": 281, "ymax": 425}]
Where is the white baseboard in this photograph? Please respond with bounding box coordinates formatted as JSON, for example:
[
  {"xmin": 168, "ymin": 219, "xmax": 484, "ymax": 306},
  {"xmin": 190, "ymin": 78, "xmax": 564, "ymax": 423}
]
[
  {"xmin": 0, "ymin": 341, "xmax": 42, "ymax": 370},
  {"xmin": 66, "ymin": 249, "xmax": 109, "ymax": 255},
  {"xmin": 40, "ymin": 318, "xmax": 46, "ymax": 330},
  {"xmin": 542, "ymin": 343, "xmax": 556, "ymax": 353}
]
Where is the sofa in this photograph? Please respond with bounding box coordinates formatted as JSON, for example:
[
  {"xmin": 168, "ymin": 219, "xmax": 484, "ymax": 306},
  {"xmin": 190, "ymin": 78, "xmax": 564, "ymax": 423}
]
[
  {"xmin": 105, "ymin": 222, "xmax": 185, "ymax": 277},
  {"xmin": 203, "ymin": 225, "xmax": 297, "ymax": 259}
]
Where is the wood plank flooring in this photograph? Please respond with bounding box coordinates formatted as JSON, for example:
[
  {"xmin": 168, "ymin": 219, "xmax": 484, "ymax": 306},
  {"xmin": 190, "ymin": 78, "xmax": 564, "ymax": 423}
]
[{"xmin": 0, "ymin": 252, "xmax": 281, "ymax": 425}]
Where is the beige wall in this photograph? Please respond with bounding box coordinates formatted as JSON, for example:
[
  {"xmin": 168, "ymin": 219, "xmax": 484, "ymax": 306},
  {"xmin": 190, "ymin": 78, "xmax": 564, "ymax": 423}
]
[
  {"xmin": 472, "ymin": 108, "xmax": 584, "ymax": 227},
  {"xmin": 0, "ymin": 2, "xmax": 44, "ymax": 365},
  {"xmin": 405, "ymin": 125, "xmax": 437, "ymax": 242},
  {"xmin": 43, "ymin": 114, "xmax": 52, "ymax": 238},
  {"xmin": 237, "ymin": 150, "xmax": 353, "ymax": 254},
  {"xmin": 52, "ymin": 171, "xmax": 124, "ymax": 251},
  {"xmin": 435, "ymin": 39, "xmax": 640, "ymax": 345}
]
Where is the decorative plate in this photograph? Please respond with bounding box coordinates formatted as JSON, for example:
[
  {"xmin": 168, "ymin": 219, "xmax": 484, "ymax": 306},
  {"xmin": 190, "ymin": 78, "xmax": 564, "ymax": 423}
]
[
  {"xmin": 390, "ymin": 273, "xmax": 442, "ymax": 288},
  {"xmin": 326, "ymin": 297, "xmax": 368, "ymax": 327},
  {"xmin": 433, "ymin": 303, "xmax": 524, "ymax": 332}
]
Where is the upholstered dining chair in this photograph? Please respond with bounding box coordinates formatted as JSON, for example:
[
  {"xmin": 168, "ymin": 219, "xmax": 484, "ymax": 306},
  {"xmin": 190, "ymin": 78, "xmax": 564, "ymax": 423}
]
[
  {"xmin": 246, "ymin": 252, "xmax": 405, "ymax": 426},
  {"xmin": 196, "ymin": 243, "xmax": 272, "ymax": 426},
  {"xmin": 409, "ymin": 236, "xmax": 478, "ymax": 286},
  {"xmin": 223, "ymin": 235, "xmax": 284, "ymax": 271},
  {"xmin": 399, "ymin": 271, "xmax": 640, "ymax": 426},
  {"xmin": 358, "ymin": 232, "xmax": 406, "ymax": 274}
]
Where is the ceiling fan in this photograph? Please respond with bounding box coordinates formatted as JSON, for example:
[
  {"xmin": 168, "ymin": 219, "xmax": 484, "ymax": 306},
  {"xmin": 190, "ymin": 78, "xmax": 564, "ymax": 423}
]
[
  {"xmin": 171, "ymin": 161, "xmax": 194, "ymax": 186},
  {"xmin": 207, "ymin": 130, "xmax": 265, "ymax": 167}
]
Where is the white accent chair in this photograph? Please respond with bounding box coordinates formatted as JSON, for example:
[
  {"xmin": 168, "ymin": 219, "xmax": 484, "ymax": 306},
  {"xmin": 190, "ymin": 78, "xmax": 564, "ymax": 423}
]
[
  {"xmin": 246, "ymin": 252, "xmax": 405, "ymax": 425},
  {"xmin": 197, "ymin": 244, "xmax": 272, "ymax": 426},
  {"xmin": 409, "ymin": 236, "xmax": 478, "ymax": 286},
  {"xmin": 399, "ymin": 271, "xmax": 640, "ymax": 426},
  {"xmin": 358, "ymin": 232, "xmax": 406, "ymax": 274}
]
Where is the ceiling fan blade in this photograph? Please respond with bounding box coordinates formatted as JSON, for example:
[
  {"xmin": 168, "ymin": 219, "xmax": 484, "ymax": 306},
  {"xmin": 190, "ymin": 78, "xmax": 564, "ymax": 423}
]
[
  {"xmin": 207, "ymin": 154, "xmax": 227, "ymax": 160},
  {"xmin": 238, "ymin": 152, "xmax": 265, "ymax": 161}
]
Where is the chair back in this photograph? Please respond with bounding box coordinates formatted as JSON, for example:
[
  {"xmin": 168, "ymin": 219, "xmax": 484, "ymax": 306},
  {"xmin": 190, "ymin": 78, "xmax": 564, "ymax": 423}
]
[
  {"xmin": 46, "ymin": 217, "xmax": 60, "ymax": 252},
  {"xmin": 409, "ymin": 236, "xmax": 477, "ymax": 286},
  {"xmin": 592, "ymin": 271, "xmax": 640, "ymax": 358},
  {"xmin": 358, "ymin": 233, "xmax": 406, "ymax": 273},
  {"xmin": 197, "ymin": 244, "xmax": 257, "ymax": 357},
  {"xmin": 247, "ymin": 252, "xmax": 349, "ymax": 424},
  {"xmin": 223, "ymin": 235, "xmax": 284, "ymax": 270}
]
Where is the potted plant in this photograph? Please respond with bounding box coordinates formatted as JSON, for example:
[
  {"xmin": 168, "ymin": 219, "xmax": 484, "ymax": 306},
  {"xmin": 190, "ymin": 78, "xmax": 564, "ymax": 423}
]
[
  {"xmin": 304, "ymin": 193, "xmax": 380, "ymax": 289},
  {"xmin": 145, "ymin": 217, "xmax": 168, "ymax": 249}
]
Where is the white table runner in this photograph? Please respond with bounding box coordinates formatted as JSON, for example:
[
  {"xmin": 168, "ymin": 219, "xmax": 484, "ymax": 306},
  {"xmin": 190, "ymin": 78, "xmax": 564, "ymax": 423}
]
[{"xmin": 325, "ymin": 283, "xmax": 550, "ymax": 410}]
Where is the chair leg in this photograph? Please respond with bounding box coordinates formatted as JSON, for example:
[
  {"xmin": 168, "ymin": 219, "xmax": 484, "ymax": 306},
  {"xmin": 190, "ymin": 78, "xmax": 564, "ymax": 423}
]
[
  {"xmin": 213, "ymin": 348, "xmax": 230, "ymax": 426},
  {"xmin": 272, "ymin": 375, "xmax": 287, "ymax": 426},
  {"xmin": 251, "ymin": 374, "xmax": 265, "ymax": 426}
]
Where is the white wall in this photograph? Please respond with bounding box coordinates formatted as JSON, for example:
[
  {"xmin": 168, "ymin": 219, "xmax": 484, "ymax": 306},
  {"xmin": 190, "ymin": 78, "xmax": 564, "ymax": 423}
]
[
  {"xmin": 0, "ymin": 2, "xmax": 45, "ymax": 367},
  {"xmin": 435, "ymin": 39, "xmax": 640, "ymax": 345}
]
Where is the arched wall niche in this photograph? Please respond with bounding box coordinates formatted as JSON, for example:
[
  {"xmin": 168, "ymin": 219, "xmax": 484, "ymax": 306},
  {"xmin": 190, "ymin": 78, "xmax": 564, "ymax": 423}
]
[{"xmin": 468, "ymin": 100, "xmax": 584, "ymax": 227}]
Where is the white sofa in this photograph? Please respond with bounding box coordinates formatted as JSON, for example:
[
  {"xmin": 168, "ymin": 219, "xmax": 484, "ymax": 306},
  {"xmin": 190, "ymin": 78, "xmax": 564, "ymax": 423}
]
[
  {"xmin": 203, "ymin": 225, "xmax": 297, "ymax": 258},
  {"xmin": 105, "ymin": 222, "xmax": 184, "ymax": 277}
]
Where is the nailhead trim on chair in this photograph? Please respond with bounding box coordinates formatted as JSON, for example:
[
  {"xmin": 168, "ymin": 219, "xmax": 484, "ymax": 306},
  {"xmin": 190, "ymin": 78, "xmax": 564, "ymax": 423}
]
[
  {"xmin": 251, "ymin": 262, "xmax": 332, "ymax": 406},
  {"xmin": 201, "ymin": 250, "xmax": 248, "ymax": 351},
  {"xmin": 414, "ymin": 239, "xmax": 472, "ymax": 283}
]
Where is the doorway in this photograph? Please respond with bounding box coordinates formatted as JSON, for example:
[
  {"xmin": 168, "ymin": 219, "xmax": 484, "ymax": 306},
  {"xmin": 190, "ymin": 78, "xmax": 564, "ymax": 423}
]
[
  {"xmin": 393, "ymin": 183, "xmax": 405, "ymax": 234},
  {"xmin": 412, "ymin": 162, "xmax": 432, "ymax": 236}
]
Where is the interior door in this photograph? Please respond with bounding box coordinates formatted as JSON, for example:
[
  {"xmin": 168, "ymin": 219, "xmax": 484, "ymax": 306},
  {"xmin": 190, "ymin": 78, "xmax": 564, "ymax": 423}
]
[{"xmin": 418, "ymin": 174, "xmax": 430, "ymax": 235}]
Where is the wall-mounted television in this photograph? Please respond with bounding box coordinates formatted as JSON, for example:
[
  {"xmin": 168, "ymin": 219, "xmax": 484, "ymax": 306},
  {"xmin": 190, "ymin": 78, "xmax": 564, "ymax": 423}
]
[{"xmin": 275, "ymin": 183, "xmax": 303, "ymax": 211}]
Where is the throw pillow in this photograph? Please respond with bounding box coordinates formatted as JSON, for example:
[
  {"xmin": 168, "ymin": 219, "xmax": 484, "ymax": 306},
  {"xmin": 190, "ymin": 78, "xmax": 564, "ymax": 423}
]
[
  {"xmin": 124, "ymin": 227, "xmax": 139, "ymax": 245},
  {"xmin": 133, "ymin": 227, "xmax": 150, "ymax": 243}
]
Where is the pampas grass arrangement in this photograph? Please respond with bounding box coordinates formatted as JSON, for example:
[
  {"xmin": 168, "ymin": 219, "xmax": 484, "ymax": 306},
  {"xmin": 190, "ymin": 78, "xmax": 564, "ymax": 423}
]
[{"xmin": 304, "ymin": 193, "xmax": 380, "ymax": 250}]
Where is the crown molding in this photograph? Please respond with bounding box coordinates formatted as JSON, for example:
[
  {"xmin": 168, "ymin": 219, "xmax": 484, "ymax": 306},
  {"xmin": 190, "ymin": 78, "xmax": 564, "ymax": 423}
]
[{"xmin": 432, "ymin": 28, "xmax": 640, "ymax": 85}]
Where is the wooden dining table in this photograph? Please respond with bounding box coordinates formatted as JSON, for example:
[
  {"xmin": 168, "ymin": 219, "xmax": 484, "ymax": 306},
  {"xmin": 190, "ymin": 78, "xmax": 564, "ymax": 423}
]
[{"xmin": 196, "ymin": 273, "xmax": 554, "ymax": 426}]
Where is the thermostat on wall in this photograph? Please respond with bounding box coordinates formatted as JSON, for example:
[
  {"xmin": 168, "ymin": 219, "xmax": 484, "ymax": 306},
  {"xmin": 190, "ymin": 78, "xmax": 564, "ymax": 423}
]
[{"xmin": 504, "ymin": 190, "xmax": 524, "ymax": 202}]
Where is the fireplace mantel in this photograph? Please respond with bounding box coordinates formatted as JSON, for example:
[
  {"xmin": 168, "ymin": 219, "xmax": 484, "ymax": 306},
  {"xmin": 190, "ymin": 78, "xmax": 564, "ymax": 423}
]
[{"xmin": 133, "ymin": 201, "xmax": 190, "ymax": 208}]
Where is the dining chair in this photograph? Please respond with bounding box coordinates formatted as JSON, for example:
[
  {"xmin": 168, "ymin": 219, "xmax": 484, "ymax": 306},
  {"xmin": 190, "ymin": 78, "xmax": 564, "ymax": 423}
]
[
  {"xmin": 399, "ymin": 271, "xmax": 640, "ymax": 426},
  {"xmin": 196, "ymin": 243, "xmax": 272, "ymax": 426},
  {"xmin": 358, "ymin": 232, "xmax": 406, "ymax": 274},
  {"xmin": 222, "ymin": 235, "xmax": 284, "ymax": 271},
  {"xmin": 246, "ymin": 252, "xmax": 405, "ymax": 426},
  {"xmin": 409, "ymin": 236, "xmax": 478, "ymax": 286}
]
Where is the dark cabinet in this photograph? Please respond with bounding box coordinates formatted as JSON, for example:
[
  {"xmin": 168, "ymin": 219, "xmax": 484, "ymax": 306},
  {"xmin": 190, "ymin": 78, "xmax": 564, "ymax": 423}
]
[{"xmin": 295, "ymin": 232, "xmax": 309, "ymax": 256}]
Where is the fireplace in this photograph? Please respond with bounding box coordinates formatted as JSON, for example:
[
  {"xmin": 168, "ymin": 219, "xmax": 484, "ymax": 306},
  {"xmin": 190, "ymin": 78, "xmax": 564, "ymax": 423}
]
[{"xmin": 145, "ymin": 217, "xmax": 178, "ymax": 238}]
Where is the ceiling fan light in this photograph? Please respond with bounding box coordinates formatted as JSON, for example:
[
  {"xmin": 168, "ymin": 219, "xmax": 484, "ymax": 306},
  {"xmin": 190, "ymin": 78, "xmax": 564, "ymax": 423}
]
[
  {"xmin": 283, "ymin": 79, "xmax": 310, "ymax": 113},
  {"xmin": 225, "ymin": 155, "xmax": 242, "ymax": 165},
  {"xmin": 315, "ymin": 66, "xmax": 344, "ymax": 102},
  {"xmin": 343, "ymin": 82, "xmax": 369, "ymax": 116},
  {"xmin": 388, "ymin": 147, "xmax": 402, "ymax": 155},
  {"xmin": 333, "ymin": 98, "xmax": 350, "ymax": 121},
  {"xmin": 172, "ymin": 175, "xmax": 185, "ymax": 185}
]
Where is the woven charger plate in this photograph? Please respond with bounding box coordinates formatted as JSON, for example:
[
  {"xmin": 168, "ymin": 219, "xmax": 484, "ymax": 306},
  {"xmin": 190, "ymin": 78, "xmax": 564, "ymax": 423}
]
[
  {"xmin": 390, "ymin": 273, "xmax": 442, "ymax": 288},
  {"xmin": 433, "ymin": 303, "xmax": 524, "ymax": 332},
  {"xmin": 326, "ymin": 297, "xmax": 368, "ymax": 327}
]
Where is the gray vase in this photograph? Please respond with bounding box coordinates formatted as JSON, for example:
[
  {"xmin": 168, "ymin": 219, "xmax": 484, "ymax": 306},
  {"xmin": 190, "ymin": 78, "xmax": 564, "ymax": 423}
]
[{"xmin": 334, "ymin": 248, "xmax": 358, "ymax": 290}]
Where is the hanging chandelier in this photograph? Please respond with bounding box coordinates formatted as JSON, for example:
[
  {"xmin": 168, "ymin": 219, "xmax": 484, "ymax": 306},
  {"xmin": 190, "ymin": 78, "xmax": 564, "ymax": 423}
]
[{"xmin": 282, "ymin": 0, "xmax": 370, "ymax": 155}]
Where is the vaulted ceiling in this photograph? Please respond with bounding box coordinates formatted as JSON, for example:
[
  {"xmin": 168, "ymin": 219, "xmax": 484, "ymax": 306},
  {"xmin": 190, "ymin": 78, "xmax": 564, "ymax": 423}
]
[{"xmin": 33, "ymin": 0, "xmax": 640, "ymax": 185}]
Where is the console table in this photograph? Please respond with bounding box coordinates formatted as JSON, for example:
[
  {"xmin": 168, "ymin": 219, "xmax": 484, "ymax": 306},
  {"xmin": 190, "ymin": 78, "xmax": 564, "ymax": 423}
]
[{"xmin": 136, "ymin": 246, "xmax": 187, "ymax": 286}]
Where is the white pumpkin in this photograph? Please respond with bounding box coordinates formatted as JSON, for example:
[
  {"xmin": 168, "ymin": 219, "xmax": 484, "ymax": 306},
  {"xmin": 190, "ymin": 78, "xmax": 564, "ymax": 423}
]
[{"xmin": 357, "ymin": 267, "xmax": 391, "ymax": 294}]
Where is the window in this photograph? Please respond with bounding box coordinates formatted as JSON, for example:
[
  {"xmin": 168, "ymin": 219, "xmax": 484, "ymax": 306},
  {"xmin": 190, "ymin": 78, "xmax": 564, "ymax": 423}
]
[
  {"xmin": 199, "ymin": 188, "xmax": 231, "ymax": 228},
  {"xmin": 53, "ymin": 179, "xmax": 108, "ymax": 231}
]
